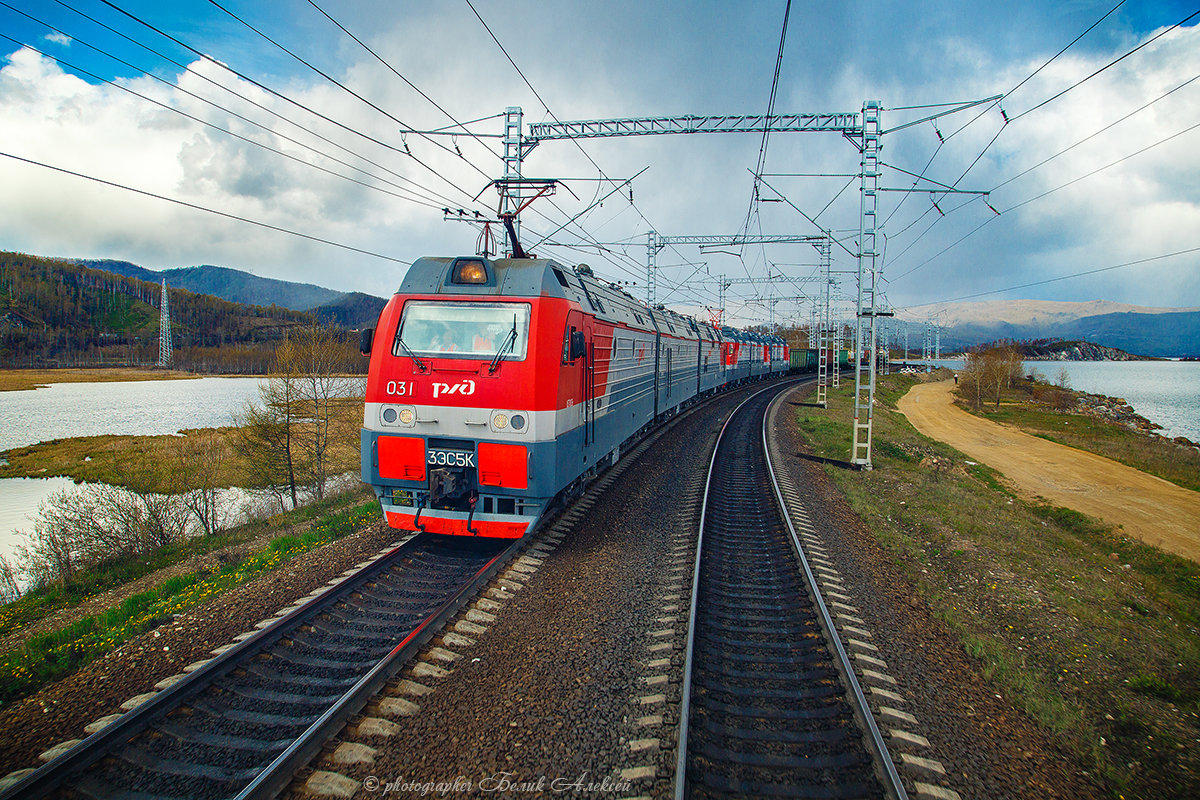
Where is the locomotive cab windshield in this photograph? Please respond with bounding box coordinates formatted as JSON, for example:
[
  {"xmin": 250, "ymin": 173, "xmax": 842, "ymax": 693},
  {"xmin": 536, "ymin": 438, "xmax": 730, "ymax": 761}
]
[{"xmin": 395, "ymin": 301, "xmax": 531, "ymax": 360}]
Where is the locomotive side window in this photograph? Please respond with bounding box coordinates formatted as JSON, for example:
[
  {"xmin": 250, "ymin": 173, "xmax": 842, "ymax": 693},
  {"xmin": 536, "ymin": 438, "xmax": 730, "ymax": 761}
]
[{"xmin": 395, "ymin": 301, "xmax": 531, "ymax": 360}]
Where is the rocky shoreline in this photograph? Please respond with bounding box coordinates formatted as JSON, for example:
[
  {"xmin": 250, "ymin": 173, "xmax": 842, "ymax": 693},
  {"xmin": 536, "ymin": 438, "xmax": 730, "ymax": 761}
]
[
  {"xmin": 1072, "ymin": 390, "xmax": 1199, "ymax": 448},
  {"xmin": 1023, "ymin": 340, "xmax": 1151, "ymax": 361}
]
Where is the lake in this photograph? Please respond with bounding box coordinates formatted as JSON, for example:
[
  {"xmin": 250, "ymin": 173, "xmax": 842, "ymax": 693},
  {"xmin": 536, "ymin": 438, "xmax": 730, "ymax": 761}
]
[
  {"xmin": 0, "ymin": 377, "xmax": 267, "ymax": 569},
  {"xmin": 914, "ymin": 359, "xmax": 1200, "ymax": 442},
  {"xmin": 0, "ymin": 377, "xmax": 266, "ymax": 452}
]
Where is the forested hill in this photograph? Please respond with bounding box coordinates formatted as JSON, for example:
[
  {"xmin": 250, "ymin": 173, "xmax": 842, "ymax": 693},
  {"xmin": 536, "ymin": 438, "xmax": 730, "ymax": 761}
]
[
  {"xmin": 76, "ymin": 259, "xmax": 345, "ymax": 312},
  {"xmin": 0, "ymin": 251, "xmax": 322, "ymax": 372}
]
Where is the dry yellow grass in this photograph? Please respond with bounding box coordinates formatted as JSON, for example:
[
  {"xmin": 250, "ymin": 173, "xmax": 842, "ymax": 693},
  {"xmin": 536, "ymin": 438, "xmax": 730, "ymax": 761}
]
[
  {"xmin": 0, "ymin": 368, "xmax": 202, "ymax": 392},
  {"xmin": 0, "ymin": 399, "xmax": 363, "ymax": 491}
]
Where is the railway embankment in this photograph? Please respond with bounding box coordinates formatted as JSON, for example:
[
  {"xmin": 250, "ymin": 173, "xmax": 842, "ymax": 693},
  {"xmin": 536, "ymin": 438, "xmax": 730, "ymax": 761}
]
[
  {"xmin": 797, "ymin": 373, "xmax": 1200, "ymax": 800},
  {"xmin": 1, "ymin": 376, "xmax": 1194, "ymax": 799}
]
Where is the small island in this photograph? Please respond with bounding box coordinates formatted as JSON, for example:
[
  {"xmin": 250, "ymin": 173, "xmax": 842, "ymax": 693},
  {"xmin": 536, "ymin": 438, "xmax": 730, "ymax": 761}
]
[{"xmin": 997, "ymin": 338, "xmax": 1155, "ymax": 361}]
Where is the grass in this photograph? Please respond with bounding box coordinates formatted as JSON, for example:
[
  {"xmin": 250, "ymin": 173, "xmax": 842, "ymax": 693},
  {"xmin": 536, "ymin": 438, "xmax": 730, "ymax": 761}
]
[
  {"xmin": 0, "ymin": 399, "xmax": 363, "ymax": 490},
  {"xmin": 959, "ymin": 385, "xmax": 1200, "ymax": 493},
  {"xmin": 796, "ymin": 374, "xmax": 1200, "ymax": 800},
  {"xmin": 0, "ymin": 494, "xmax": 381, "ymax": 707},
  {"xmin": 0, "ymin": 486, "xmax": 374, "ymax": 639},
  {"xmin": 0, "ymin": 429, "xmax": 245, "ymax": 487},
  {"xmin": 0, "ymin": 368, "xmax": 201, "ymax": 393}
]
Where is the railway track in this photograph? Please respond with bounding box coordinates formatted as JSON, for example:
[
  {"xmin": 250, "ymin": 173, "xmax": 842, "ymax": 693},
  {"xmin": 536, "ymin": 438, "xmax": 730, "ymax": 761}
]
[
  {"xmin": 1, "ymin": 533, "xmax": 522, "ymax": 800},
  {"xmin": 674, "ymin": 386, "xmax": 907, "ymax": 799}
]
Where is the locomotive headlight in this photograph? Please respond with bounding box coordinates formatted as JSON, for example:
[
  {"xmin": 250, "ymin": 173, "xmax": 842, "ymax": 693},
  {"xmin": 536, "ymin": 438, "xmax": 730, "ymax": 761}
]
[
  {"xmin": 490, "ymin": 410, "xmax": 528, "ymax": 433},
  {"xmin": 452, "ymin": 259, "xmax": 488, "ymax": 284},
  {"xmin": 380, "ymin": 405, "xmax": 416, "ymax": 427}
]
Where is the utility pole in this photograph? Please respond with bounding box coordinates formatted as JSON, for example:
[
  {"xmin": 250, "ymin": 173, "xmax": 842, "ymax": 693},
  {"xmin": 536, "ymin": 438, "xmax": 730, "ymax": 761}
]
[
  {"xmin": 701, "ymin": 270, "xmax": 821, "ymax": 326},
  {"xmin": 158, "ymin": 279, "xmax": 171, "ymax": 367},
  {"xmin": 501, "ymin": 106, "xmax": 524, "ymax": 253},
  {"xmin": 816, "ymin": 236, "xmax": 832, "ymax": 407},
  {"xmin": 833, "ymin": 315, "xmax": 844, "ymax": 388},
  {"xmin": 508, "ymin": 98, "xmax": 996, "ymax": 468}
]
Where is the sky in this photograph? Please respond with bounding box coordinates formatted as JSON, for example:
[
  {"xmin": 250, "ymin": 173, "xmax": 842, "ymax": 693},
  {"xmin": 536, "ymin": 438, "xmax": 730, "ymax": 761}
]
[{"xmin": 0, "ymin": 0, "xmax": 1198, "ymax": 327}]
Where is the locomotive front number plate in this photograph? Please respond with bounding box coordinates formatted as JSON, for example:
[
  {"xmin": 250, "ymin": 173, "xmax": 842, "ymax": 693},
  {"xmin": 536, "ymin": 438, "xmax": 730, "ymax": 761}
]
[{"xmin": 427, "ymin": 449, "xmax": 477, "ymax": 468}]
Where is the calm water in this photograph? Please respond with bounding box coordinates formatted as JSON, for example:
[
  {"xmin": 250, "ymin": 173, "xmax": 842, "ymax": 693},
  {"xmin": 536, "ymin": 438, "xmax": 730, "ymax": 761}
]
[
  {"xmin": 0, "ymin": 377, "xmax": 265, "ymax": 452},
  {"xmin": 0, "ymin": 377, "xmax": 266, "ymax": 568},
  {"xmin": 919, "ymin": 359, "xmax": 1200, "ymax": 442},
  {"xmin": 0, "ymin": 476, "xmax": 76, "ymax": 568}
]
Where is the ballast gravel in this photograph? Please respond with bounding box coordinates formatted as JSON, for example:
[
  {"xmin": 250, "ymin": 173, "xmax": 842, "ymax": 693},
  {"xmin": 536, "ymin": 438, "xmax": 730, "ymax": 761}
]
[
  {"xmin": 1, "ymin": 380, "xmax": 1107, "ymax": 800},
  {"xmin": 0, "ymin": 519, "xmax": 399, "ymax": 776}
]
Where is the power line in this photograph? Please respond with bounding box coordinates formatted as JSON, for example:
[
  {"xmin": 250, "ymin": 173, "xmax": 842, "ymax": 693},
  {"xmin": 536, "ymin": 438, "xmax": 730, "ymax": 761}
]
[
  {"xmin": 742, "ymin": 0, "xmax": 793, "ymax": 235},
  {"xmin": 992, "ymin": 71, "xmax": 1200, "ymax": 192},
  {"xmin": 42, "ymin": 0, "xmax": 470, "ymax": 211},
  {"xmin": 900, "ymin": 246, "xmax": 1200, "ymax": 308},
  {"xmin": 889, "ymin": 116, "xmax": 1200, "ymax": 283},
  {"xmin": 882, "ymin": 0, "xmax": 1135, "ymax": 256},
  {"xmin": 0, "ymin": 22, "xmax": 452, "ymax": 212},
  {"xmin": 1010, "ymin": 6, "xmax": 1200, "ymax": 123},
  {"xmin": 462, "ymin": 0, "xmax": 690, "ymax": 287},
  {"xmin": 96, "ymin": 0, "xmax": 492, "ymax": 215},
  {"xmin": 0, "ymin": 150, "xmax": 412, "ymax": 265},
  {"xmin": 202, "ymin": 0, "xmax": 493, "ymax": 202},
  {"xmin": 304, "ymin": 0, "xmax": 505, "ymax": 166},
  {"xmin": 1003, "ymin": 119, "xmax": 1200, "ymax": 213}
]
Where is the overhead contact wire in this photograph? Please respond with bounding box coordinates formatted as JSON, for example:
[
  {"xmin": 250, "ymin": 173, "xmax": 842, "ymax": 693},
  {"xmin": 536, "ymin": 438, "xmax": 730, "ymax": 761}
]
[
  {"xmin": 203, "ymin": 0, "xmax": 493, "ymax": 203},
  {"xmin": 97, "ymin": 0, "xmax": 491, "ymax": 215},
  {"xmin": 44, "ymin": 0, "xmax": 464, "ymax": 210},
  {"xmin": 0, "ymin": 150, "xmax": 411, "ymax": 265}
]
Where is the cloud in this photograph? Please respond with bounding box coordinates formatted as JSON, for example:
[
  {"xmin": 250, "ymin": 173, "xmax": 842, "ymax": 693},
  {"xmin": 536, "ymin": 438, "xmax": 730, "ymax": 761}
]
[{"xmin": 0, "ymin": 2, "xmax": 1197, "ymax": 324}]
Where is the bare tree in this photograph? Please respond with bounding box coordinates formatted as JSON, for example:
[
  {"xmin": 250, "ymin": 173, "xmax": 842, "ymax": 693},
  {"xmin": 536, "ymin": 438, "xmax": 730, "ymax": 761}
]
[
  {"xmin": 233, "ymin": 379, "xmax": 306, "ymax": 512},
  {"xmin": 172, "ymin": 429, "xmax": 228, "ymax": 537},
  {"xmin": 16, "ymin": 476, "xmax": 190, "ymax": 589},
  {"xmin": 275, "ymin": 326, "xmax": 359, "ymax": 500},
  {"xmin": 0, "ymin": 555, "xmax": 20, "ymax": 601},
  {"xmin": 959, "ymin": 345, "xmax": 1025, "ymax": 411},
  {"xmin": 232, "ymin": 324, "xmax": 359, "ymax": 509}
]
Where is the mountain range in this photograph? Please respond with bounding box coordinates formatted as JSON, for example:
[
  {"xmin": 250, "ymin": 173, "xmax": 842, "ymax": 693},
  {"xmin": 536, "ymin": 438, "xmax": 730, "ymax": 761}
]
[
  {"xmin": 74, "ymin": 259, "xmax": 387, "ymax": 328},
  {"xmin": 894, "ymin": 299, "xmax": 1200, "ymax": 358},
  {"xmin": 34, "ymin": 258, "xmax": 1200, "ymax": 359}
]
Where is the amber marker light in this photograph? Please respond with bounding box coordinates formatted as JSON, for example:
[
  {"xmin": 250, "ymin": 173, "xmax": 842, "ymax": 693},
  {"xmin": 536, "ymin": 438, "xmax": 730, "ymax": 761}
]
[{"xmin": 453, "ymin": 259, "xmax": 488, "ymax": 284}]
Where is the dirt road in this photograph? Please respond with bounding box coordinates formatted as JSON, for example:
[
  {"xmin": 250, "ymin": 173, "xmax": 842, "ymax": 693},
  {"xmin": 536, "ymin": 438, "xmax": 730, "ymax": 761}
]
[{"xmin": 897, "ymin": 380, "xmax": 1200, "ymax": 564}]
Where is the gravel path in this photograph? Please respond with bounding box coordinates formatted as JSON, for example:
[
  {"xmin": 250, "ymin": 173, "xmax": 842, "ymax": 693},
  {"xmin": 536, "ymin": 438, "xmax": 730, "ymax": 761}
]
[{"xmin": 898, "ymin": 379, "xmax": 1200, "ymax": 562}]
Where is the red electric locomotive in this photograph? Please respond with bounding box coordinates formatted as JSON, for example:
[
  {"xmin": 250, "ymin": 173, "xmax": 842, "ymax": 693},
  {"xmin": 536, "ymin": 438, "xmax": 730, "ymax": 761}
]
[{"xmin": 359, "ymin": 255, "xmax": 788, "ymax": 539}]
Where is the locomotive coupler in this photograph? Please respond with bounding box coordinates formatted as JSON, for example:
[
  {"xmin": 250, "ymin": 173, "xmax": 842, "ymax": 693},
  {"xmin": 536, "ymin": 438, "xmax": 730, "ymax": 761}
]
[{"xmin": 466, "ymin": 491, "xmax": 479, "ymax": 535}]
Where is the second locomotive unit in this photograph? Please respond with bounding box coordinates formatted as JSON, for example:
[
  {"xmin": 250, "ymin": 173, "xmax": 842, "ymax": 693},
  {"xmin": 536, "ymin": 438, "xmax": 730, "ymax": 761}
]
[{"xmin": 360, "ymin": 255, "xmax": 787, "ymax": 539}]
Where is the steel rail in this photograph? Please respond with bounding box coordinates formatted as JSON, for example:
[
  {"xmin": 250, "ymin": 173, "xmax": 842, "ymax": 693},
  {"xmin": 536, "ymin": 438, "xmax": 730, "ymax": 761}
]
[
  {"xmin": 672, "ymin": 380, "xmax": 800, "ymax": 800},
  {"xmin": 762, "ymin": 390, "xmax": 908, "ymax": 800},
  {"xmin": 674, "ymin": 379, "xmax": 907, "ymax": 799},
  {"xmin": 235, "ymin": 538, "xmax": 521, "ymax": 800},
  {"xmin": 1, "ymin": 533, "xmax": 527, "ymax": 800}
]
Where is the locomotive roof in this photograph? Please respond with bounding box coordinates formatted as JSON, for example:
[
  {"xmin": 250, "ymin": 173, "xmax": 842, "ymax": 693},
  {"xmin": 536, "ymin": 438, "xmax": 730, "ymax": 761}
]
[{"xmin": 401, "ymin": 256, "xmax": 721, "ymax": 339}]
